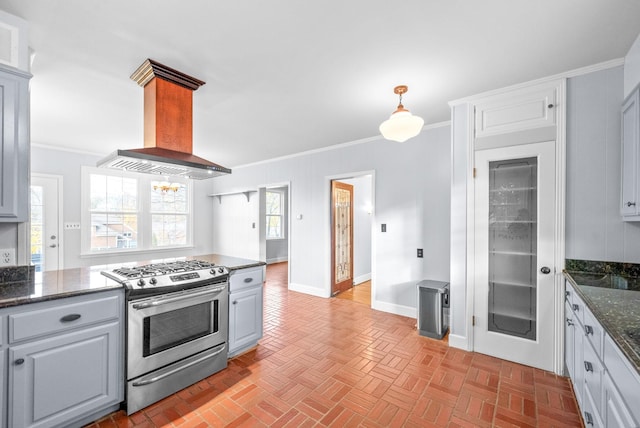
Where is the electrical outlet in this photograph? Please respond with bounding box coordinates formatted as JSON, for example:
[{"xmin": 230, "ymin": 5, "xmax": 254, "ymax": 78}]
[
  {"xmin": 381, "ymin": 224, "xmax": 387, "ymax": 232},
  {"xmin": 0, "ymin": 248, "xmax": 16, "ymax": 266},
  {"xmin": 64, "ymin": 222, "xmax": 81, "ymax": 230},
  {"xmin": 417, "ymin": 248, "xmax": 423, "ymax": 258}
]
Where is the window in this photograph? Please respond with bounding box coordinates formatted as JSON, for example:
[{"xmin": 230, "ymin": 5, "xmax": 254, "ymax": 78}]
[
  {"xmin": 82, "ymin": 167, "xmax": 192, "ymax": 254},
  {"xmin": 266, "ymin": 190, "xmax": 285, "ymax": 239}
]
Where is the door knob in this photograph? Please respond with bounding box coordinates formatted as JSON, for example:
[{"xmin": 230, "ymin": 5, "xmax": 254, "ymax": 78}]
[
  {"xmin": 49, "ymin": 244, "xmax": 57, "ymax": 248},
  {"xmin": 540, "ymin": 266, "xmax": 551, "ymax": 274},
  {"xmin": 50, "ymin": 235, "xmax": 57, "ymax": 240}
]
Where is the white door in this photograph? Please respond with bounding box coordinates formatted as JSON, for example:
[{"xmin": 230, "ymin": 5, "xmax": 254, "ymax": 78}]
[
  {"xmin": 30, "ymin": 175, "xmax": 62, "ymax": 271},
  {"xmin": 473, "ymin": 140, "xmax": 556, "ymax": 371}
]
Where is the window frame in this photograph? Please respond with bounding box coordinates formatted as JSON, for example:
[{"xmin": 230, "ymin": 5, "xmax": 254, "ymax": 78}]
[
  {"xmin": 81, "ymin": 166, "xmax": 193, "ymax": 256},
  {"xmin": 265, "ymin": 189, "xmax": 285, "ymax": 240}
]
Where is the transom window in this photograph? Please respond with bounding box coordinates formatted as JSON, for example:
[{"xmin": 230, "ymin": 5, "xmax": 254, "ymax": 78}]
[{"xmin": 82, "ymin": 167, "xmax": 192, "ymax": 254}]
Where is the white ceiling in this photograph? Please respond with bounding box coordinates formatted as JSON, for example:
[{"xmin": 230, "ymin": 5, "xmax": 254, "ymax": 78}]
[{"xmin": 2, "ymin": 1, "xmax": 640, "ymax": 168}]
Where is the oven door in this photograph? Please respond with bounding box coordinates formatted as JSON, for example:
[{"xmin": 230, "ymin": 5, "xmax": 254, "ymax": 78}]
[{"xmin": 127, "ymin": 283, "xmax": 228, "ymax": 379}]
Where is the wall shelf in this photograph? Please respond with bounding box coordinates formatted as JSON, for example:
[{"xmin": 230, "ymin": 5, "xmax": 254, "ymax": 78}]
[{"xmin": 208, "ymin": 190, "xmax": 257, "ymax": 203}]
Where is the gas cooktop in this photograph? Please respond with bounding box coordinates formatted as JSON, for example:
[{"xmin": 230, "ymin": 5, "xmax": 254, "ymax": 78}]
[{"xmin": 101, "ymin": 259, "xmax": 229, "ymax": 296}]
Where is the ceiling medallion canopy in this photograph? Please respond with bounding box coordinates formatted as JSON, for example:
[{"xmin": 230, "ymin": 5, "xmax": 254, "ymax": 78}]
[{"xmin": 379, "ymin": 85, "xmax": 424, "ymax": 143}]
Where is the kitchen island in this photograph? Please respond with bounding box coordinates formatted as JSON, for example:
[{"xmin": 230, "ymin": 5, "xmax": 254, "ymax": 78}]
[{"xmin": 0, "ymin": 254, "xmax": 265, "ymax": 427}]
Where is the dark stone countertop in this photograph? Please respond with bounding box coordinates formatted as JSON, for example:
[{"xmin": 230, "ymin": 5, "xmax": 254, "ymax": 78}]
[
  {"xmin": 564, "ymin": 271, "xmax": 640, "ymax": 374},
  {"xmin": 0, "ymin": 254, "xmax": 265, "ymax": 309}
]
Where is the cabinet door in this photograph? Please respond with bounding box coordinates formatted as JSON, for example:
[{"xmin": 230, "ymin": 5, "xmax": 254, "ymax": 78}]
[
  {"xmin": 604, "ymin": 373, "xmax": 637, "ymax": 428},
  {"xmin": 573, "ymin": 310, "xmax": 584, "ymax": 407},
  {"xmin": 0, "ymin": 69, "xmax": 30, "ymax": 222},
  {"xmin": 8, "ymin": 322, "xmax": 121, "ymax": 428},
  {"xmin": 621, "ymin": 89, "xmax": 639, "ymax": 217},
  {"xmin": 475, "ymin": 85, "xmax": 556, "ymax": 138},
  {"xmin": 229, "ymin": 286, "xmax": 263, "ymax": 355}
]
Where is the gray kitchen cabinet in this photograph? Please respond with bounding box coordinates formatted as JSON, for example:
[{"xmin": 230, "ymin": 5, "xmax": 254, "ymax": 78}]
[
  {"xmin": 564, "ymin": 281, "xmax": 640, "ymax": 427},
  {"xmin": 1, "ymin": 289, "xmax": 124, "ymax": 428},
  {"xmin": 228, "ymin": 266, "xmax": 264, "ymax": 357},
  {"xmin": 621, "ymin": 86, "xmax": 640, "ymax": 220},
  {"xmin": 0, "ymin": 65, "xmax": 31, "ymax": 222}
]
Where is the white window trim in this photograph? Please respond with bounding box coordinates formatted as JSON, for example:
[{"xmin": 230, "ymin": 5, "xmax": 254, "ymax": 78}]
[
  {"xmin": 80, "ymin": 166, "xmax": 194, "ymax": 256},
  {"xmin": 266, "ymin": 189, "xmax": 285, "ymax": 240}
]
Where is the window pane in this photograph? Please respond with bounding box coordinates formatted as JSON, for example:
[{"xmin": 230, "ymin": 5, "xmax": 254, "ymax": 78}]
[
  {"xmin": 152, "ymin": 214, "xmax": 187, "ymax": 247},
  {"xmin": 91, "ymin": 213, "xmax": 138, "ymax": 250},
  {"xmin": 150, "ymin": 182, "xmax": 188, "ymax": 213},
  {"xmin": 91, "ymin": 174, "xmax": 137, "ymax": 212},
  {"xmin": 266, "ymin": 191, "xmax": 281, "ymax": 215},
  {"xmin": 266, "ymin": 215, "xmax": 281, "ymax": 239}
]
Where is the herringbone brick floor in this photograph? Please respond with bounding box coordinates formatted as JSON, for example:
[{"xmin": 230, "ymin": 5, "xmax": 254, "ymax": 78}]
[{"xmin": 89, "ymin": 262, "xmax": 582, "ymax": 427}]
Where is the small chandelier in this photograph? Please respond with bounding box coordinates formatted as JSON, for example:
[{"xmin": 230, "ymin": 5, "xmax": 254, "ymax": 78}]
[
  {"xmin": 152, "ymin": 180, "xmax": 181, "ymax": 193},
  {"xmin": 379, "ymin": 85, "xmax": 424, "ymax": 142}
]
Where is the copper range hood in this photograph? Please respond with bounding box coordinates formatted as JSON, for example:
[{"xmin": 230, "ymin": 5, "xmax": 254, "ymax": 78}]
[{"xmin": 97, "ymin": 59, "xmax": 231, "ymax": 179}]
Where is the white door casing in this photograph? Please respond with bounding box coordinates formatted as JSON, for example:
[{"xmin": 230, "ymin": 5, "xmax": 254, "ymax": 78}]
[{"xmin": 473, "ymin": 141, "xmax": 556, "ymax": 371}]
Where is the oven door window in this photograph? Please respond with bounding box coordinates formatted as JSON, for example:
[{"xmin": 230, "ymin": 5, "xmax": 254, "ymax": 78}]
[{"xmin": 143, "ymin": 300, "xmax": 218, "ymax": 356}]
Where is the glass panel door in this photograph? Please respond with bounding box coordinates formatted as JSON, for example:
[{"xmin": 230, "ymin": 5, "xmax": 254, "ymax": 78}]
[{"xmin": 488, "ymin": 157, "xmax": 537, "ymax": 340}]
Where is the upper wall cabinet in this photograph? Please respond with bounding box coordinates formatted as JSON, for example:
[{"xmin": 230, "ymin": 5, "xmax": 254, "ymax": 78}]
[
  {"xmin": 0, "ymin": 66, "xmax": 31, "ymax": 223},
  {"xmin": 474, "ymin": 85, "xmax": 557, "ymax": 139},
  {"xmin": 621, "ymin": 87, "xmax": 640, "ymax": 220}
]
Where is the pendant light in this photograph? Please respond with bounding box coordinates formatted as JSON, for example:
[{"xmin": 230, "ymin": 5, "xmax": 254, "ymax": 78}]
[{"xmin": 379, "ymin": 85, "xmax": 424, "ymax": 142}]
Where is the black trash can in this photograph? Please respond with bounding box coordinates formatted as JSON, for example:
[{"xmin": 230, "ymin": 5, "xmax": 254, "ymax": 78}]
[{"xmin": 417, "ymin": 280, "xmax": 450, "ymax": 339}]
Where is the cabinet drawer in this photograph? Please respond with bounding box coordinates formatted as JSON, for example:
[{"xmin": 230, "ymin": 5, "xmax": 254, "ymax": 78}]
[
  {"xmin": 583, "ymin": 385, "xmax": 604, "ymax": 428},
  {"xmin": 583, "ymin": 339, "xmax": 603, "ymax": 416},
  {"xmin": 230, "ymin": 266, "xmax": 264, "ymax": 292},
  {"xmin": 582, "ymin": 305, "xmax": 603, "ymax": 359},
  {"xmin": 9, "ymin": 294, "xmax": 120, "ymax": 343},
  {"xmin": 604, "ymin": 335, "xmax": 640, "ymax": 424}
]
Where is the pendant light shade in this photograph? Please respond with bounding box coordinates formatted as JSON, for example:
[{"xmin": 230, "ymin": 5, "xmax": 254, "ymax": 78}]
[{"xmin": 379, "ymin": 85, "xmax": 424, "ymax": 142}]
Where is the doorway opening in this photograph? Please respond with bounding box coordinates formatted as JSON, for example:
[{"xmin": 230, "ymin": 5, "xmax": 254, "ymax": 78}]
[
  {"xmin": 259, "ymin": 183, "xmax": 290, "ymax": 287},
  {"xmin": 329, "ymin": 173, "xmax": 373, "ymax": 304}
]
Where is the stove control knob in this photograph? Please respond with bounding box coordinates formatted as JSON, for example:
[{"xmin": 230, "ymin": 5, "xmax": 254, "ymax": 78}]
[
  {"xmin": 218, "ymin": 267, "xmax": 224, "ymax": 273},
  {"xmin": 210, "ymin": 269, "xmax": 217, "ymax": 275},
  {"xmin": 149, "ymin": 277, "xmax": 157, "ymax": 285},
  {"xmin": 137, "ymin": 279, "xmax": 146, "ymax": 287}
]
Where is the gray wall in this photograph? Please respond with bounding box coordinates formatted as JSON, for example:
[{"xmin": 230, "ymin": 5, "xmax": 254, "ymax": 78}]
[
  {"xmin": 566, "ymin": 66, "xmax": 640, "ymax": 263},
  {"xmin": 211, "ymin": 125, "xmax": 451, "ymax": 315},
  {"xmin": 31, "ymin": 146, "xmax": 215, "ymax": 268}
]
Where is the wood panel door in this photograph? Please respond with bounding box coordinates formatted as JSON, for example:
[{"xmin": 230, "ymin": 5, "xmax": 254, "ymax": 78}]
[{"xmin": 331, "ymin": 181, "xmax": 353, "ymax": 295}]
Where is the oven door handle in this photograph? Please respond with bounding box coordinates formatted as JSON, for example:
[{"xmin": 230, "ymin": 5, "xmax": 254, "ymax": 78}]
[
  {"xmin": 131, "ymin": 285, "xmax": 226, "ymax": 310},
  {"xmin": 131, "ymin": 344, "xmax": 226, "ymax": 387}
]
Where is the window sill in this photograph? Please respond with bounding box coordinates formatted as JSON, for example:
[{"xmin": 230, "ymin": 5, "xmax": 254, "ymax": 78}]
[
  {"xmin": 266, "ymin": 238, "xmax": 286, "ymax": 241},
  {"xmin": 80, "ymin": 245, "xmax": 195, "ymax": 258}
]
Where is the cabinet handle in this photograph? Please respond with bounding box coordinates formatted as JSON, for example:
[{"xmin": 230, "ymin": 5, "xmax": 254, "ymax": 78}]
[
  {"xmin": 547, "ymin": 104, "xmax": 554, "ymax": 109},
  {"xmin": 14, "ymin": 358, "xmax": 25, "ymax": 365},
  {"xmin": 566, "ymin": 318, "xmax": 574, "ymax": 326},
  {"xmin": 572, "ymin": 304, "xmax": 579, "ymax": 312},
  {"xmin": 584, "ymin": 411, "xmax": 594, "ymax": 426},
  {"xmin": 232, "ymin": 300, "xmax": 238, "ymax": 305},
  {"xmin": 584, "ymin": 361, "xmax": 593, "ymax": 372},
  {"xmin": 60, "ymin": 313, "xmax": 81, "ymax": 322},
  {"xmin": 565, "ymin": 290, "xmax": 570, "ymax": 297},
  {"xmin": 243, "ymin": 277, "xmax": 254, "ymax": 283},
  {"xmin": 584, "ymin": 325, "xmax": 594, "ymax": 336},
  {"xmin": 626, "ymin": 201, "xmax": 636, "ymax": 207}
]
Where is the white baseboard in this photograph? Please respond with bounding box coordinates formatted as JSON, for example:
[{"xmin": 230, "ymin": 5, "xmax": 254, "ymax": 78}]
[
  {"xmin": 288, "ymin": 282, "xmax": 330, "ymax": 298},
  {"xmin": 448, "ymin": 334, "xmax": 470, "ymax": 351},
  {"xmin": 353, "ymin": 273, "xmax": 371, "ymax": 285},
  {"xmin": 371, "ymin": 300, "xmax": 416, "ymax": 318},
  {"xmin": 266, "ymin": 257, "xmax": 288, "ymax": 264}
]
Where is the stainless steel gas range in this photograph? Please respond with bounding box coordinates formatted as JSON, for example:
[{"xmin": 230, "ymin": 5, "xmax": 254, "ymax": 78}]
[{"xmin": 102, "ymin": 259, "xmax": 229, "ymax": 414}]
